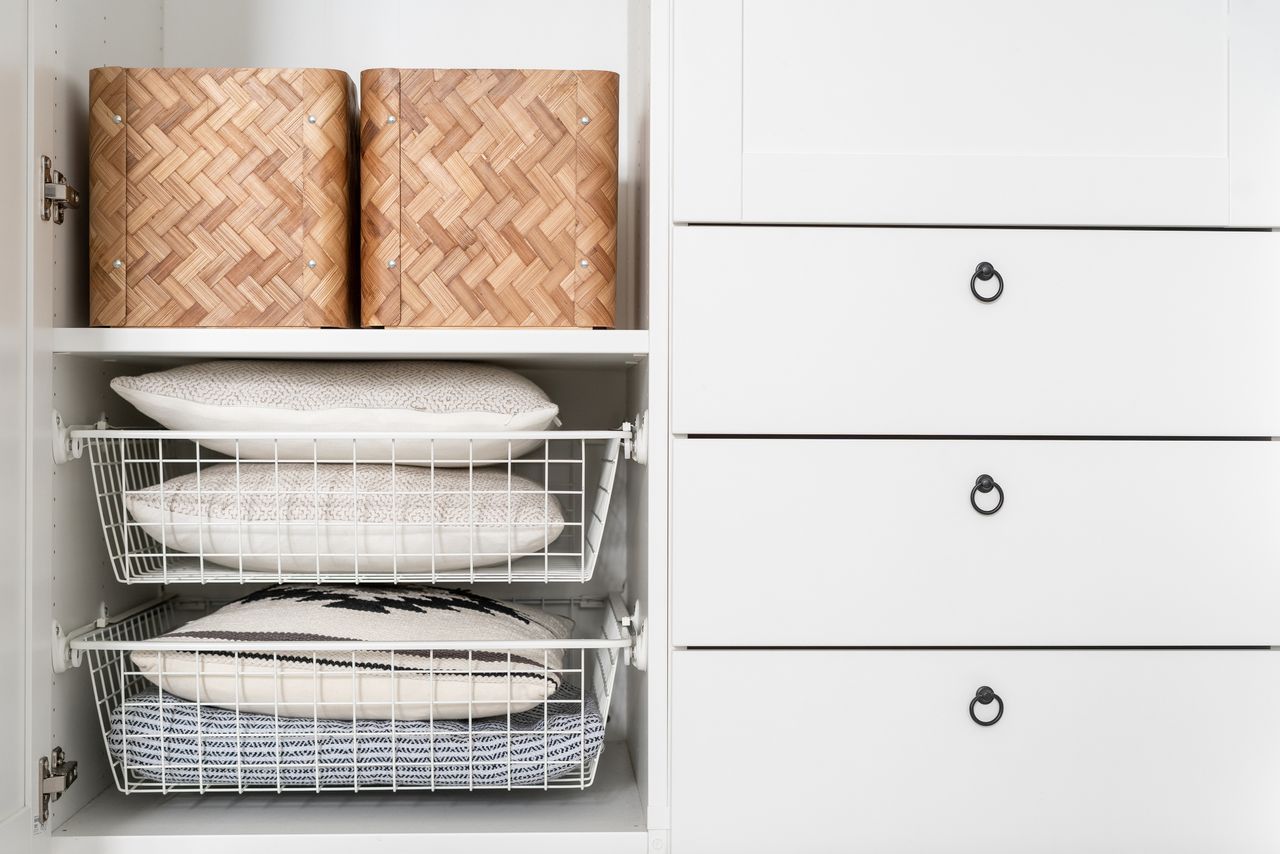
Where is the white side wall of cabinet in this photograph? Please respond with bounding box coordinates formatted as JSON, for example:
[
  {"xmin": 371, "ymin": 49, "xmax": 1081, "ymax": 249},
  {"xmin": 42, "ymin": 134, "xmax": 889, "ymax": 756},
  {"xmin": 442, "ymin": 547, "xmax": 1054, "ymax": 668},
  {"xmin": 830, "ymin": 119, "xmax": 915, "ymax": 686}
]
[
  {"xmin": 672, "ymin": 227, "xmax": 1280, "ymax": 436},
  {"xmin": 673, "ymin": 438, "xmax": 1280, "ymax": 646},
  {"xmin": 672, "ymin": 650, "xmax": 1280, "ymax": 854},
  {"xmin": 674, "ymin": 0, "xmax": 1280, "ymax": 226},
  {"xmin": 0, "ymin": 0, "xmax": 28, "ymax": 845}
]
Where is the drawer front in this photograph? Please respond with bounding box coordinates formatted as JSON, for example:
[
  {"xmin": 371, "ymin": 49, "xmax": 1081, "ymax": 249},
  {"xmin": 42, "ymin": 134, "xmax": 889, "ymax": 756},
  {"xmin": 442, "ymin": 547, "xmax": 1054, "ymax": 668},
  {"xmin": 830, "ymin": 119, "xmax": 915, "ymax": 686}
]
[
  {"xmin": 673, "ymin": 438, "xmax": 1280, "ymax": 646},
  {"xmin": 672, "ymin": 650, "xmax": 1280, "ymax": 853},
  {"xmin": 672, "ymin": 227, "xmax": 1280, "ymax": 435},
  {"xmin": 674, "ymin": 0, "xmax": 1280, "ymax": 226}
]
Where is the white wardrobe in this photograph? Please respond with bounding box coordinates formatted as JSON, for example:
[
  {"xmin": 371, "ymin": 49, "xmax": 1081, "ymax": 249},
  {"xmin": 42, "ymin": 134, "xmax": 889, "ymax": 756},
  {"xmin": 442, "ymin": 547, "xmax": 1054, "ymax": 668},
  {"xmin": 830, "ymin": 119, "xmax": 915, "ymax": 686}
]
[
  {"xmin": 6, "ymin": 2, "xmax": 1280, "ymax": 853},
  {"xmin": 669, "ymin": 1, "xmax": 1280, "ymax": 852}
]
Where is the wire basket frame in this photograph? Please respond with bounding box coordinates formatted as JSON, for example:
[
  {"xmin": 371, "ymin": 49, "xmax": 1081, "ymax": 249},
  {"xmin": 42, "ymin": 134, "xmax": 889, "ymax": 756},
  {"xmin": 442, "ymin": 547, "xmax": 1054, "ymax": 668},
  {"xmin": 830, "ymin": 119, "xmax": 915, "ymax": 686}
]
[
  {"xmin": 71, "ymin": 596, "xmax": 629, "ymax": 794},
  {"xmin": 72, "ymin": 428, "xmax": 627, "ymax": 584}
]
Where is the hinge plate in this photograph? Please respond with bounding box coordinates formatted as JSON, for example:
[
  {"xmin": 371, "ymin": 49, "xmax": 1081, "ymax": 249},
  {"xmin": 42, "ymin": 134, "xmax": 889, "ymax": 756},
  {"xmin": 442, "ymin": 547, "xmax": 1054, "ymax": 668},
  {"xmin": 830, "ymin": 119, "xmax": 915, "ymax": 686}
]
[
  {"xmin": 52, "ymin": 410, "xmax": 107, "ymax": 464},
  {"xmin": 41, "ymin": 156, "xmax": 80, "ymax": 224},
  {"xmin": 38, "ymin": 747, "xmax": 78, "ymax": 824},
  {"xmin": 628, "ymin": 410, "xmax": 649, "ymax": 465}
]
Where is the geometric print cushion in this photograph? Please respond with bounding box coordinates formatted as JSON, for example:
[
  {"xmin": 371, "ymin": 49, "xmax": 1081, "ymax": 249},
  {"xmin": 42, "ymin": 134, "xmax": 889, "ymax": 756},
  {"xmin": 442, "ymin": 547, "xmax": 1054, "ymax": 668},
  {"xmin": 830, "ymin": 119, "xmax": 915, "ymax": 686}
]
[{"xmin": 131, "ymin": 585, "xmax": 575, "ymax": 720}]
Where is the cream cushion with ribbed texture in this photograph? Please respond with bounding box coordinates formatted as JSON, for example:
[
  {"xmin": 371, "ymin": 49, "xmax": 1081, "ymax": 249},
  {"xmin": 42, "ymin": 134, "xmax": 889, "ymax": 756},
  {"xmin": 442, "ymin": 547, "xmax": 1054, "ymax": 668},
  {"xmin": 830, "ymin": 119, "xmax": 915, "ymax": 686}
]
[
  {"xmin": 110, "ymin": 360, "xmax": 560, "ymax": 464},
  {"xmin": 127, "ymin": 463, "xmax": 566, "ymax": 574}
]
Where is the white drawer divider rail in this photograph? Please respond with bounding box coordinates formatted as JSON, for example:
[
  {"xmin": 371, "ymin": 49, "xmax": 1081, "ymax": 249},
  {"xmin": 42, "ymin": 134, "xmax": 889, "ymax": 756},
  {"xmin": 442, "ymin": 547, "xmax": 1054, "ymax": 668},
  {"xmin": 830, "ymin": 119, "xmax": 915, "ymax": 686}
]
[{"xmin": 62, "ymin": 424, "xmax": 632, "ymax": 584}]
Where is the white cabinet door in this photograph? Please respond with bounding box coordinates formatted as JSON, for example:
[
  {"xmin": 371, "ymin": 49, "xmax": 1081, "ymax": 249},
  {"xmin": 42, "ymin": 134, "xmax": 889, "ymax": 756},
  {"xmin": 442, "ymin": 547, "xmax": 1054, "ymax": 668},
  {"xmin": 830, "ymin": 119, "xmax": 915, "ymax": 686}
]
[
  {"xmin": 673, "ymin": 438, "xmax": 1280, "ymax": 646},
  {"xmin": 672, "ymin": 227, "xmax": 1280, "ymax": 436},
  {"xmin": 674, "ymin": 0, "xmax": 1280, "ymax": 226},
  {"xmin": 672, "ymin": 650, "xmax": 1280, "ymax": 853},
  {"xmin": 0, "ymin": 0, "xmax": 28, "ymax": 846}
]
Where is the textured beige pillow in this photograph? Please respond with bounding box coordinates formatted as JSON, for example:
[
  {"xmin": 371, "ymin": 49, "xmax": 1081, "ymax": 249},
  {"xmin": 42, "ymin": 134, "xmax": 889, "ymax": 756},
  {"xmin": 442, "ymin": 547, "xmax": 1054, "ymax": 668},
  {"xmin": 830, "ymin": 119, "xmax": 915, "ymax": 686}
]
[
  {"xmin": 127, "ymin": 463, "xmax": 566, "ymax": 573},
  {"xmin": 111, "ymin": 360, "xmax": 560, "ymax": 464}
]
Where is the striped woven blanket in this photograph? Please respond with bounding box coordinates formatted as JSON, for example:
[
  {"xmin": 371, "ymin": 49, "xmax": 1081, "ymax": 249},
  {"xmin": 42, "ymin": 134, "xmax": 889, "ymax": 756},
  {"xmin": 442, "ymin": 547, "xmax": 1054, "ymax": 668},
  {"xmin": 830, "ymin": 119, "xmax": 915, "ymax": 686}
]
[{"xmin": 107, "ymin": 685, "xmax": 604, "ymax": 788}]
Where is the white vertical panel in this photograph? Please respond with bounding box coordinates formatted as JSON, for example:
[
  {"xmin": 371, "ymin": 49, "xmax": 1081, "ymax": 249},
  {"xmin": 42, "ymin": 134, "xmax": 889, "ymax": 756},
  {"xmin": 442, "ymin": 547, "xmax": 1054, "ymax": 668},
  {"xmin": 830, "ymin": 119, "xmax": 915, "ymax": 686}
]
[
  {"xmin": 162, "ymin": 0, "xmax": 628, "ymax": 78},
  {"xmin": 637, "ymin": 0, "xmax": 670, "ymax": 829},
  {"xmin": 0, "ymin": 0, "xmax": 28, "ymax": 845},
  {"xmin": 1229, "ymin": 0, "xmax": 1280, "ymax": 226},
  {"xmin": 32, "ymin": 0, "xmax": 164, "ymax": 832},
  {"xmin": 671, "ymin": 0, "xmax": 741, "ymax": 221}
]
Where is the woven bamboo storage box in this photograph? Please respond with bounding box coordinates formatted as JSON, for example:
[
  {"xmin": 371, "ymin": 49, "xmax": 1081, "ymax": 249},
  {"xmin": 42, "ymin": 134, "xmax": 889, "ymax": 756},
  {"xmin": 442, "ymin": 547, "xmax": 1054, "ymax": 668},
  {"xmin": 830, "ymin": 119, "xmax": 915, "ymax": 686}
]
[
  {"xmin": 360, "ymin": 69, "xmax": 619, "ymax": 328},
  {"xmin": 89, "ymin": 68, "xmax": 356, "ymax": 327}
]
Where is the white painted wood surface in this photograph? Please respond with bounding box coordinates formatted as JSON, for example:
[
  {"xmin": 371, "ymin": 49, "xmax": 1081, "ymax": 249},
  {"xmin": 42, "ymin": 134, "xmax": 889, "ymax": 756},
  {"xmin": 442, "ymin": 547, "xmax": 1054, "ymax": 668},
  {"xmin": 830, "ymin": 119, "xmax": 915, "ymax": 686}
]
[
  {"xmin": 674, "ymin": 0, "xmax": 1280, "ymax": 226},
  {"xmin": 50, "ymin": 749, "xmax": 647, "ymax": 854},
  {"xmin": 672, "ymin": 650, "xmax": 1280, "ymax": 853},
  {"xmin": 0, "ymin": 0, "xmax": 28, "ymax": 846},
  {"xmin": 51, "ymin": 328, "xmax": 649, "ymax": 367},
  {"xmin": 674, "ymin": 438, "xmax": 1280, "ymax": 645},
  {"xmin": 673, "ymin": 227, "xmax": 1280, "ymax": 436},
  {"xmin": 671, "ymin": 0, "xmax": 741, "ymax": 221}
]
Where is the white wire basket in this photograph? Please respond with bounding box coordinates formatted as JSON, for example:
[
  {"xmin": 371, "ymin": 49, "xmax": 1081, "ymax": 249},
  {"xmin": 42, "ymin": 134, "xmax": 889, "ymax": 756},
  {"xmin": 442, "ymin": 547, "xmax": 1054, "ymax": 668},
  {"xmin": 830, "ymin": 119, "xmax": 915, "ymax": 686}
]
[
  {"xmin": 70, "ymin": 427, "xmax": 629, "ymax": 584},
  {"xmin": 67, "ymin": 595, "xmax": 632, "ymax": 794}
]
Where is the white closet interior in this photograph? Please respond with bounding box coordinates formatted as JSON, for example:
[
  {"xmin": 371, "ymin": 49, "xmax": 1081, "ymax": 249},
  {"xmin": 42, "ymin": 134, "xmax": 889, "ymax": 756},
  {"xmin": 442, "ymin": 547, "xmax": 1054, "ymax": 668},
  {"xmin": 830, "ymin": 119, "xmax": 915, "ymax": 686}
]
[{"xmin": 29, "ymin": 1, "xmax": 666, "ymax": 850}]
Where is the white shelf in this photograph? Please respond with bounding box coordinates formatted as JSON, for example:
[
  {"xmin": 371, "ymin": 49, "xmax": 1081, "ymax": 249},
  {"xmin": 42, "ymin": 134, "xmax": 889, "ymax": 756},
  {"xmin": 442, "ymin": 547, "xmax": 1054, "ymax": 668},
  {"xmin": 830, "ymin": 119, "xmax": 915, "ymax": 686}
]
[
  {"xmin": 52, "ymin": 328, "xmax": 650, "ymax": 367},
  {"xmin": 52, "ymin": 746, "xmax": 647, "ymax": 854}
]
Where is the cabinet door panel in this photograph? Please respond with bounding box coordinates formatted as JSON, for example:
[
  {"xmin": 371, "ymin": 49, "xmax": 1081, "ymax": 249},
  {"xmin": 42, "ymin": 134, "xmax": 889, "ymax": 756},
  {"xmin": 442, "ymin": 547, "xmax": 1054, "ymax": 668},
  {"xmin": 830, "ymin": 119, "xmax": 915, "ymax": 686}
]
[{"xmin": 674, "ymin": 0, "xmax": 1280, "ymax": 225}]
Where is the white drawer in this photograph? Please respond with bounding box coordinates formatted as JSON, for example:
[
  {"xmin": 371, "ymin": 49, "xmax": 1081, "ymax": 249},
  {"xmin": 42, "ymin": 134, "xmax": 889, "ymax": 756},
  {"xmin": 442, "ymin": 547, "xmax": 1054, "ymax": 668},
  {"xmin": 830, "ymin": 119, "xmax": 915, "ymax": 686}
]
[
  {"xmin": 674, "ymin": 0, "xmax": 1280, "ymax": 226},
  {"xmin": 672, "ymin": 227, "xmax": 1280, "ymax": 436},
  {"xmin": 672, "ymin": 650, "xmax": 1280, "ymax": 853},
  {"xmin": 673, "ymin": 438, "xmax": 1280, "ymax": 645}
]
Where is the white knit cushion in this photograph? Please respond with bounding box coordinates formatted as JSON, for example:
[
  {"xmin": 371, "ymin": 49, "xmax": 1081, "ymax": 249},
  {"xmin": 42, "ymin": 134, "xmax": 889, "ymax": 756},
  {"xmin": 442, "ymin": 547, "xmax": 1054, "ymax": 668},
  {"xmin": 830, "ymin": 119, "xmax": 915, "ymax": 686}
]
[
  {"xmin": 110, "ymin": 360, "xmax": 559, "ymax": 464},
  {"xmin": 131, "ymin": 585, "xmax": 574, "ymax": 720},
  {"xmin": 127, "ymin": 463, "xmax": 566, "ymax": 574}
]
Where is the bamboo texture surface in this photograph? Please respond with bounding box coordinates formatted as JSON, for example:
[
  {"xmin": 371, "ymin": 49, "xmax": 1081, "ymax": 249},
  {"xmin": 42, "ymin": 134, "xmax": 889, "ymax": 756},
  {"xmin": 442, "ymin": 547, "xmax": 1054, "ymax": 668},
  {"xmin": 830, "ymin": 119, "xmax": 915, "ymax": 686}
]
[
  {"xmin": 360, "ymin": 69, "xmax": 618, "ymax": 328},
  {"xmin": 89, "ymin": 67, "xmax": 355, "ymax": 327}
]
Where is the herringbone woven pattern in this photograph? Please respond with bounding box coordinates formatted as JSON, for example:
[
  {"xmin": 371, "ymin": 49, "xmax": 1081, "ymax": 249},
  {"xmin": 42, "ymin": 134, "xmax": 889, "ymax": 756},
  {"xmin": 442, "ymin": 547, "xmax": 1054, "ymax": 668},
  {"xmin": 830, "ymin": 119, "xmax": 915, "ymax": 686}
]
[
  {"xmin": 89, "ymin": 67, "xmax": 127, "ymax": 326},
  {"xmin": 89, "ymin": 68, "xmax": 355, "ymax": 327},
  {"xmin": 360, "ymin": 69, "xmax": 618, "ymax": 328}
]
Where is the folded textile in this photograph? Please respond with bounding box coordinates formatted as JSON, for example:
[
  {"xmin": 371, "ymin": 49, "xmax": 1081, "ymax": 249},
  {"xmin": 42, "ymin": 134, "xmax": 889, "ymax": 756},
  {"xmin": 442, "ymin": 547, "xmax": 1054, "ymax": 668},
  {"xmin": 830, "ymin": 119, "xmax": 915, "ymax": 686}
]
[{"xmin": 108, "ymin": 685, "xmax": 605, "ymax": 788}]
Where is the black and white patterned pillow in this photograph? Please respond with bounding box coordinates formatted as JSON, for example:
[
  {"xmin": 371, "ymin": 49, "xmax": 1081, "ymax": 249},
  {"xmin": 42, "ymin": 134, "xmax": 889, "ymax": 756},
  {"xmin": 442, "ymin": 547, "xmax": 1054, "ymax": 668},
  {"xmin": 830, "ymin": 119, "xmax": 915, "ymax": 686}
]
[{"xmin": 132, "ymin": 585, "xmax": 574, "ymax": 721}]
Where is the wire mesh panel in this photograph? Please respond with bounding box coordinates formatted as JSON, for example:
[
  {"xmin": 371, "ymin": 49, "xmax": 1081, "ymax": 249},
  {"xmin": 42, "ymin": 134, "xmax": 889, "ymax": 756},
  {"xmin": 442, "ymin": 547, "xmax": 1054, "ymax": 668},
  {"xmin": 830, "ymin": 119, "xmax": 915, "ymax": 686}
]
[
  {"xmin": 72, "ymin": 597, "xmax": 627, "ymax": 794},
  {"xmin": 74, "ymin": 429, "xmax": 627, "ymax": 584}
]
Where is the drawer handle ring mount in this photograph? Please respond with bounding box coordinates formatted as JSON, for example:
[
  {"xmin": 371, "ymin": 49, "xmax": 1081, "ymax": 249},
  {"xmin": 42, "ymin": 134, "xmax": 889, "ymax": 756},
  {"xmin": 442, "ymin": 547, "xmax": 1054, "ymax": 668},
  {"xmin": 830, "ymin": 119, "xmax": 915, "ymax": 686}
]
[
  {"xmin": 969, "ymin": 686, "xmax": 1003, "ymax": 726},
  {"xmin": 970, "ymin": 474, "xmax": 1004, "ymax": 515},
  {"xmin": 970, "ymin": 261, "xmax": 1003, "ymax": 303}
]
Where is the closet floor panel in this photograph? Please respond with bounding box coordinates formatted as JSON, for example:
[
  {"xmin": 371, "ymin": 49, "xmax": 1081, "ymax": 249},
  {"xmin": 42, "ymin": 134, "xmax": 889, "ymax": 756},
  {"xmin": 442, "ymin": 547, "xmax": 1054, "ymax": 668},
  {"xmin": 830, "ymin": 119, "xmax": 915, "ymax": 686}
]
[{"xmin": 51, "ymin": 745, "xmax": 645, "ymax": 854}]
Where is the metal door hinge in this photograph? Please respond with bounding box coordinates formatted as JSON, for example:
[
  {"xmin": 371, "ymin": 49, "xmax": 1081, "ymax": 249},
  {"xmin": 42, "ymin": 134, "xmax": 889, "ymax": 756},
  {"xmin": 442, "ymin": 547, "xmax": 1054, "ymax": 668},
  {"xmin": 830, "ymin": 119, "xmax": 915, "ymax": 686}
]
[
  {"xmin": 38, "ymin": 747, "xmax": 78, "ymax": 823},
  {"xmin": 41, "ymin": 156, "xmax": 80, "ymax": 224}
]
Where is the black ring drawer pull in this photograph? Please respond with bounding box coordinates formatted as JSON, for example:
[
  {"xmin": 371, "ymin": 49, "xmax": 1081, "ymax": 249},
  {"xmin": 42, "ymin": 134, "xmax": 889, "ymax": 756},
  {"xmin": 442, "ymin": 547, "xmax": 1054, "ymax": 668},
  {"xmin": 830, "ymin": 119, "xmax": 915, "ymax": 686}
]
[
  {"xmin": 970, "ymin": 474, "xmax": 1004, "ymax": 515},
  {"xmin": 969, "ymin": 686, "xmax": 1004, "ymax": 726},
  {"xmin": 970, "ymin": 261, "xmax": 1003, "ymax": 303}
]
